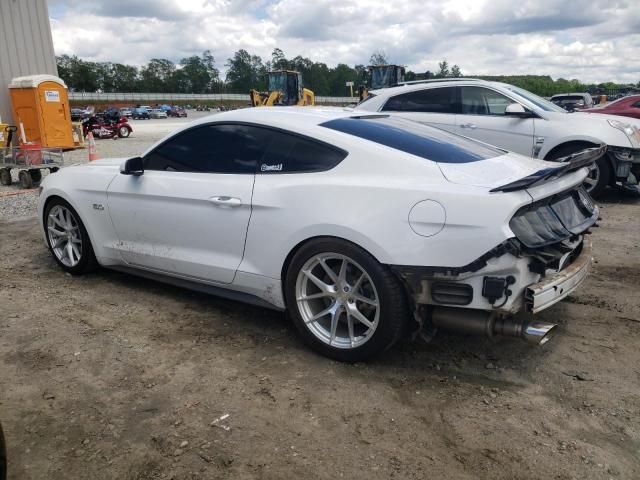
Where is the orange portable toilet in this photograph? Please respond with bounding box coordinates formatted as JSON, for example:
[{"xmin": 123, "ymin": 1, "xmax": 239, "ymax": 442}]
[{"xmin": 8, "ymin": 74, "xmax": 74, "ymax": 149}]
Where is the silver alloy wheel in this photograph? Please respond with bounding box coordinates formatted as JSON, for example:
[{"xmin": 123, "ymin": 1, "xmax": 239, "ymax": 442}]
[
  {"xmin": 47, "ymin": 205, "xmax": 82, "ymax": 267},
  {"xmin": 583, "ymin": 162, "xmax": 600, "ymax": 193},
  {"xmin": 295, "ymin": 253, "xmax": 380, "ymax": 349},
  {"xmin": 119, "ymin": 126, "xmax": 129, "ymax": 137}
]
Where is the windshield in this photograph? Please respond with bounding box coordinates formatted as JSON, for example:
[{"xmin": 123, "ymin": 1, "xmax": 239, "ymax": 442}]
[
  {"xmin": 371, "ymin": 67, "xmax": 396, "ymax": 90},
  {"xmin": 321, "ymin": 115, "xmax": 505, "ymax": 163},
  {"xmin": 503, "ymin": 85, "xmax": 566, "ymax": 113}
]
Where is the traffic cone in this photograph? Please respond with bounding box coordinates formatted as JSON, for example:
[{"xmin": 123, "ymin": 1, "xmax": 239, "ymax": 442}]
[{"xmin": 87, "ymin": 132, "xmax": 99, "ymax": 162}]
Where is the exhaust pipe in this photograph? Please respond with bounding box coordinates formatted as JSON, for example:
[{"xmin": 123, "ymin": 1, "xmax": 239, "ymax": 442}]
[{"xmin": 430, "ymin": 307, "xmax": 557, "ymax": 345}]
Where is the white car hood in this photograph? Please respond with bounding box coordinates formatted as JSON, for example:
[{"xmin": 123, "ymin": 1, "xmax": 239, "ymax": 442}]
[
  {"xmin": 85, "ymin": 157, "xmax": 130, "ymax": 168},
  {"xmin": 437, "ymin": 152, "xmax": 558, "ymax": 188}
]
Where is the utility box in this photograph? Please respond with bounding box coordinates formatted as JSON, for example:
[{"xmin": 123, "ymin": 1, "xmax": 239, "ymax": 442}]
[{"xmin": 8, "ymin": 75, "xmax": 74, "ymax": 149}]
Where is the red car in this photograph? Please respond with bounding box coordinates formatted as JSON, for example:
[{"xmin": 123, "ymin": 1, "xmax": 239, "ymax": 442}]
[
  {"xmin": 584, "ymin": 95, "xmax": 640, "ymax": 120},
  {"xmin": 167, "ymin": 107, "xmax": 187, "ymax": 118}
]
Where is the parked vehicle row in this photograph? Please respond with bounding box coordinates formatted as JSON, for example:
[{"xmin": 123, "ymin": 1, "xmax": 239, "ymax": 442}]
[{"xmin": 355, "ymin": 79, "xmax": 640, "ymax": 196}]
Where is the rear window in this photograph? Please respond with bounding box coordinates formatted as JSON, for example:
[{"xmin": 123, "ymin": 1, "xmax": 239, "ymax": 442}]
[{"xmin": 320, "ymin": 116, "xmax": 505, "ymax": 163}]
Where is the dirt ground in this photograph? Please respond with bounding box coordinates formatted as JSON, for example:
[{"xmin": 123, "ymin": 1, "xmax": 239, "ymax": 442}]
[{"xmin": 0, "ymin": 188, "xmax": 639, "ymax": 479}]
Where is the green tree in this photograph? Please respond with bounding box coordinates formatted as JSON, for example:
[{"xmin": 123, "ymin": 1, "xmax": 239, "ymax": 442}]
[
  {"xmin": 436, "ymin": 60, "xmax": 449, "ymax": 78},
  {"xmin": 450, "ymin": 64, "xmax": 462, "ymax": 78},
  {"xmin": 140, "ymin": 59, "xmax": 176, "ymax": 92},
  {"xmin": 271, "ymin": 48, "xmax": 288, "ymax": 70},
  {"xmin": 369, "ymin": 50, "xmax": 388, "ymax": 65},
  {"xmin": 177, "ymin": 51, "xmax": 219, "ymax": 93},
  {"xmin": 225, "ymin": 49, "xmax": 265, "ymax": 92}
]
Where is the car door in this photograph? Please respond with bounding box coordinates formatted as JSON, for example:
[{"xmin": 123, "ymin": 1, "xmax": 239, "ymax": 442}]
[
  {"xmin": 380, "ymin": 86, "xmax": 458, "ymax": 134},
  {"xmin": 107, "ymin": 124, "xmax": 270, "ymax": 284},
  {"xmin": 456, "ymin": 86, "xmax": 535, "ymax": 156}
]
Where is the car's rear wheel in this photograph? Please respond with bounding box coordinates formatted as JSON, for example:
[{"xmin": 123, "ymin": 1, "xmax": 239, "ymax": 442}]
[
  {"xmin": 44, "ymin": 198, "xmax": 97, "ymax": 274},
  {"xmin": 285, "ymin": 238, "xmax": 407, "ymax": 362}
]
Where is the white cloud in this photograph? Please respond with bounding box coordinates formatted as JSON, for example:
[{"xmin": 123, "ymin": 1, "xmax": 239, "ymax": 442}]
[{"xmin": 49, "ymin": 0, "xmax": 640, "ymax": 83}]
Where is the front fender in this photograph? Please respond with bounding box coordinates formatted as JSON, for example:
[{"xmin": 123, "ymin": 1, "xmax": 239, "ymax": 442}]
[{"xmin": 38, "ymin": 165, "xmax": 121, "ymax": 264}]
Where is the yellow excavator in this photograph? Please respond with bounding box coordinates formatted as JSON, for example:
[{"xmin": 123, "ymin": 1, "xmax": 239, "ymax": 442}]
[
  {"xmin": 250, "ymin": 70, "xmax": 315, "ymax": 107},
  {"xmin": 358, "ymin": 64, "xmax": 405, "ymax": 101}
]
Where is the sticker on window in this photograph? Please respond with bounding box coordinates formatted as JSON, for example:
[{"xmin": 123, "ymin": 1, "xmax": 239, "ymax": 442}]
[
  {"xmin": 44, "ymin": 90, "xmax": 60, "ymax": 102},
  {"xmin": 261, "ymin": 163, "xmax": 283, "ymax": 172}
]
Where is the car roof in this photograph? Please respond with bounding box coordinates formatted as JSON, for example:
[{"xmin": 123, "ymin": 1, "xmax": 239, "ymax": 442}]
[
  {"xmin": 550, "ymin": 93, "xmax": 591, "ymax": 98},
  {"xmin": 369, "ymin": 78, "xmax": 504, "ymax": 97},
  {"xmin": 141, "ymin": 107, "xmax": 374, "ymax": 156},
  {"xmin": 188, "ymin": 107, "xmax": 357, "ymax": 129}
]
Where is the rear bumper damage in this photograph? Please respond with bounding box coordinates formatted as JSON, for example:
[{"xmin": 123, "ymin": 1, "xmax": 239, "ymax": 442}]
[
  {"xmin": 525, "ymin": 239, "xmax": 592, "ymax": 313},
  {"xmin": 392, "ymin": 236, "xmax": 593, "ymax": 346}
]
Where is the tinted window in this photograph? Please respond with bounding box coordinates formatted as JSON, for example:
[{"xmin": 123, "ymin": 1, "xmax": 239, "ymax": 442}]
[
  {"xmin": 144, "ymin": 124, "xmax": 269, "ymax": 173},
  {"xmin": 461, "ymin": 87, "xmax": 513, "ymax": 115},
  {"xmin": 321, "ymin": 116, "xmax": 504, "ymax": 163},
  {"xmin": 259, "ymin": 130, "xmax": 347, "ymax": 173},
  {"xmin": 382, "ymin": 87, "xmax": 456, "ymax": 113}
]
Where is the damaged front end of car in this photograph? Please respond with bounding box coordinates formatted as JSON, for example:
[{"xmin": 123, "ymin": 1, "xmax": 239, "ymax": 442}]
[{"xmin": 393, "ymin": 184, "xmax": 599, "ymax": 346}]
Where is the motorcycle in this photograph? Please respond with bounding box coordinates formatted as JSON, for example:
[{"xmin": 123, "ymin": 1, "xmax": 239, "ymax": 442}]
[{"xmin": 82, "ymin": 114, "xmax": 132, "ymax": 139}]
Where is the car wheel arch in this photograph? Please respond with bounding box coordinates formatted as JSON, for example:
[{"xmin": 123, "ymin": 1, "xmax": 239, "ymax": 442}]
[
  {"xmin": 42, "ymin": 194, "xmax": 99, "ymax": 256},
  {"xmin": 544, "ymin": 140, "xmax": 615, "ymax": 174},
  {"xmin": 544, "ymin": 140, "xmax": 599, "ymax": 160},
  {"xmin": 279, "ymin": 235, "xmax": 386, "ymax": 306}
]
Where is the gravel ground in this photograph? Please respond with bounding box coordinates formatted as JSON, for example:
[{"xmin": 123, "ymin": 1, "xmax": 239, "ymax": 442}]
[
  {"xmin": 0, "ymin": 192, "xmax": 638, "ymax": 479},
  {"xmin": 0, "ymin": 112, "xmax": 213, "ymax": 220},
  {"xmin": 0, "ymin": 113, "xmax": 639, "ymax": 479}
]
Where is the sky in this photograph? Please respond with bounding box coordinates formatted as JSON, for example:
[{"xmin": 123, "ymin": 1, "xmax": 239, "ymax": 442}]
[{"xmin": 48, "ymin": 0, "xmax": 640, "ymax": 84}]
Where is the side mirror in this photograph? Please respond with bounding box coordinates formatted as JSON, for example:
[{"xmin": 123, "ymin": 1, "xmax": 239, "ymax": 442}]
[
  {"xmin": 120, "ymin": 156, "xmax": 144, "ymax": 176},
  {"xmin": 504, "ymin": 103, "xmax": 532, "ymax": 117}
]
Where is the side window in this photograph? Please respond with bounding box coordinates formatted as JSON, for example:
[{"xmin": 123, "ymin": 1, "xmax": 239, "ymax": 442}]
[
  {"xmin": 143, "ymin": 124, "xmax": 270, "ymax": 173},
  {"xmin": 259, "ymin": 131, "xmax": 347, "ymax": 173},
  {"xmin": 461, "ymin": 87, "xmax": 513, "ymax": 115},
  {"xmin": 382, "ymin": 87, "xmax": 456, "ymax": 113}
]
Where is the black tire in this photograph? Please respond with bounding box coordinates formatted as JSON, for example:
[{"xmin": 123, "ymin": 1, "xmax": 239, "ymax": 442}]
[
  {"xmin": 118, "ymin": 126, "xmax": 130, "ymax": 138},
  {"xmin": 0, "ymin": 169, "xmax": 11, "ymax": 186},
  {"xmin": 547, "ymin": 145, "xmax": 610, "ymax": 197},
  {"xmin": 285, "ymin": 238, "xmax": 408, "ymax": 362},
  {"xmin": 44, "ymin": 197, "xmax": 98, "ymax": 275},
  {"xmin": 29, "ymin": 169, "xmax": 42, "ymax": 185},
  {"xmin": 0, "ymin": 421, "xmax": 6, "ymax": 480},
  {"xmin": 18, "ymin": 170, "xmax": 33, "ymax": 189}
]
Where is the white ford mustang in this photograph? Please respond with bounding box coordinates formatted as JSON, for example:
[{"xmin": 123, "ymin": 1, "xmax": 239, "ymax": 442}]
[{"xmin": 38, "ymin": 108, "xmax": 599, "ymax": 361}]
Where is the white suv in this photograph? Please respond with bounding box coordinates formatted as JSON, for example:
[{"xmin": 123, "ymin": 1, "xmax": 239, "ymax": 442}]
[{"xmin": 355, "ymin": 79, "xmax": 640, "ymax": 196}]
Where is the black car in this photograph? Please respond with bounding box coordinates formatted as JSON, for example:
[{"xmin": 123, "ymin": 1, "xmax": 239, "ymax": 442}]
[
  {"xmin": 132, "ymin": 108, "xmax": 150, "ymax": 120},
  {"xmin": 70, "ymin": 108, "xmax": 86, "ymax": 122}
]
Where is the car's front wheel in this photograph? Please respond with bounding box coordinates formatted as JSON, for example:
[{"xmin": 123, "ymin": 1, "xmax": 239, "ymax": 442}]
[
  {"xmin": 547, "ymin": 145, "xmax": 610, "ymax": 197},
  {"xmin": 44, "ymin": 198, "xmax": 97, "ymax": 274},
  {"xmin": 285, "ymin": 238, "xmax": 407, "ymax": 362},
  {"xmin": 118, "ymin": 126, "xmax": 130, "ymax": 138}
]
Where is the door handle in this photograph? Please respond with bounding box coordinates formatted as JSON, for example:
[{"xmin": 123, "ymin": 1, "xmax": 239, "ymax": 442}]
[
  {"xmin": 460, "ymin": 123, "xmax": 477, "ymax": 129},
  {"xmin": 209, "ymin": 196, "xmax": 242, "ymax": 207}
]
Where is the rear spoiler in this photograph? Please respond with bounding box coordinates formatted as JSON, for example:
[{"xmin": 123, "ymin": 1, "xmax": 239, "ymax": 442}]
[{"xmin": 490, "ymin": 145, "xmax": 607, "ymax": 193}]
